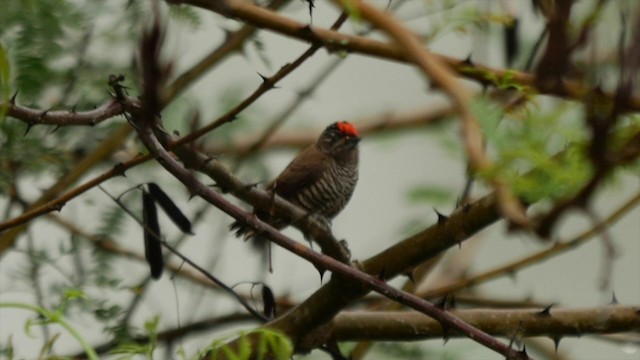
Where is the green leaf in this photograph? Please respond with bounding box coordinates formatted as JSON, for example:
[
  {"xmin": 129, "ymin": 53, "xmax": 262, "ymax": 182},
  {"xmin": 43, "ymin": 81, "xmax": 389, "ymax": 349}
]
[
  {"xmin": 407, "ymin": 186, "xmax": 454, "ymax": 206},
  {"xmin": 0, "ymin": 42, "xmax": 10, "ymax": 122}
]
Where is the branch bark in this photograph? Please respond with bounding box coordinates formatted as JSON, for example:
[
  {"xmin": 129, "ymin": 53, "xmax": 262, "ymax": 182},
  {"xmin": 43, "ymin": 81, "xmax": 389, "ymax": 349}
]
[
  {"xmin": 173, "ymin": 0, "xmax": 640, "ymax": 112},
  {"xmin": 330, "ymin": 306, "xmax": 640, "ymax": 341}
]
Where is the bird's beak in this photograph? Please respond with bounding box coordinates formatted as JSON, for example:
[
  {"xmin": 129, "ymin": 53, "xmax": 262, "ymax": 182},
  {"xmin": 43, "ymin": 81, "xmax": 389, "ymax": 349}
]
[{"xmin": 345, "ymin": 136, "xmax": 360, "ymax": 148}]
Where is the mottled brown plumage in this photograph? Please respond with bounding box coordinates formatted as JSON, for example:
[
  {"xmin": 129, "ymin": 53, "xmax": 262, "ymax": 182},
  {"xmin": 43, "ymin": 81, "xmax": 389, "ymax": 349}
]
[{"xmin": 231, "ymin": 121, "xmax": 360, "ymax": 242}]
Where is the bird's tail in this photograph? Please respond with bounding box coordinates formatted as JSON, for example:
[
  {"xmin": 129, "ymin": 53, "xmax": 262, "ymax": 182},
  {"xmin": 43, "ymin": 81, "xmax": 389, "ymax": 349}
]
[
  {"xmin": 229, "ymin": 219, "xmax": 253, "ymax": 239},
  {"xmin": 229, "ymin": 220, "xmax": 271, "ymax": 262}
]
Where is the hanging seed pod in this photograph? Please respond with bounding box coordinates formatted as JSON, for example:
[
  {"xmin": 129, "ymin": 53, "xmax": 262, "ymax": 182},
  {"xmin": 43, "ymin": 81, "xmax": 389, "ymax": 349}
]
[
  {"xmin": 143, "ymin": 191, "xmax": 163, "ymax": 279},
  {"xmin": 147, "ymin": 182, "xmax": 193, "ymax": 234},
  {"xmin": 262, "ymin": 285, "xmax": 276, "ymax": 319},
  {"xmin": 504, "ymin": 18, "xmax": 519, "ymax": 67}
]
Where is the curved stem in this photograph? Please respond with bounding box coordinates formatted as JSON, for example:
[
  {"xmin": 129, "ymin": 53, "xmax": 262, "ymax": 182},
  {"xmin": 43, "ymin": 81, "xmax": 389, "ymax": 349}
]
[{"xmin": 0, "ymin": 302, "xmax": 99, "ymax": 360}]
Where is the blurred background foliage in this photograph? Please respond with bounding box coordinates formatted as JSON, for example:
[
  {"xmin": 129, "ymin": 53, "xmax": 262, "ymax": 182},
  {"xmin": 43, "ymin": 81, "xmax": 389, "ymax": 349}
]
[{"xmin": 0, "ymin": 0, "xmax": 639, "ymax": 359}]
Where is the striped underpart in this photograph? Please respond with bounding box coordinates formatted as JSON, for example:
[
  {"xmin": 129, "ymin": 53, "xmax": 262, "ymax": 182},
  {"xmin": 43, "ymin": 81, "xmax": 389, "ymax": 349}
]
[{"xmin": 295, "ymin": 159, "xmax": 358, "ymax": 219}]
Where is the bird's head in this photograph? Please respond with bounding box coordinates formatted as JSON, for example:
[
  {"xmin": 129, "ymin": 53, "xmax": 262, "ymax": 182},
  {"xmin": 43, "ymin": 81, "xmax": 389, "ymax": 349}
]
[{"xmin": 317, "ymin": 121, "xmax": 360, "ymax": 157}]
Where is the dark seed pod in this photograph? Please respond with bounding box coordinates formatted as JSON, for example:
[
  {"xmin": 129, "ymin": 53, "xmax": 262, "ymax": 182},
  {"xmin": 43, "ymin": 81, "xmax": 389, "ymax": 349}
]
[
  {"xmin": 143, "ymin": 191, "xmax": 163, "ymax": 279},
  {"xmin": 262, "ymin": 285, "xmax": 276, "ymax": 319},
  {"xmin": 147, "ymin": 182, "xmax": 193, "ymax": 234},
  {"xmin": 504, "ymin": 18, "xmax": 519, "ymax": 66}
]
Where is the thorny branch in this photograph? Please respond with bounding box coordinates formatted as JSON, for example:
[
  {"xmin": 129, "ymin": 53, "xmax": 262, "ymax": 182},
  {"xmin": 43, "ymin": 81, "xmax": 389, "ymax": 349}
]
[
  {"xmin": 128, "ymin": 17, "xmax": 530, "ymax": 357},
  {"xmin": 329, "ymin": 306, "xmax": 640, "ymax": 341},
  {"xmin": 175, "ymin": 0, "xmax": 640, "ymax": 112},
  {"xmin": 2, "ymin": 1, "xmax": 639, "ymax": 359},
  {"xmin": 131, "ymin": 110, "xmax": 531, "ymax": 360},
  {"xmin": 420, "ymin": 191, "xmax": 640, "ymax": 299},
  {"xmin": 4, "ymin": 98, "xmax": 125, "ymax": 127}
]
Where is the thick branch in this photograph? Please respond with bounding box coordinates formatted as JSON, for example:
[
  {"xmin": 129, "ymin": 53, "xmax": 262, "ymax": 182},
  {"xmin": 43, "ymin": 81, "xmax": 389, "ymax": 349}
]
[
  {"xmin": 330, "ymin": 306, "xmax": 640, "ymax": 341},
  {"xmin": 130, "ymin": 117, "xmax": 528, "ymax": 359},
  {"xmin": 422, "ymin": 191, "xmax": 640, "ymax": 299}
]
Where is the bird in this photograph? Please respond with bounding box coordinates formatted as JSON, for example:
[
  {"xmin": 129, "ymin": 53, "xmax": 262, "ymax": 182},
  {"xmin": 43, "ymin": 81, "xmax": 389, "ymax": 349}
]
[{"xmin": 230, "ymin": 121, "xmax": 360, "ymax": 245}]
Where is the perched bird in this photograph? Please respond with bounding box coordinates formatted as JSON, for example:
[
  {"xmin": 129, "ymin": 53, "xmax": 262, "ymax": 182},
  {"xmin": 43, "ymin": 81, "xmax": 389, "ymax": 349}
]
[{"xmin": 231, "ymin": 121, "xmax": 360, "ymax": 243}]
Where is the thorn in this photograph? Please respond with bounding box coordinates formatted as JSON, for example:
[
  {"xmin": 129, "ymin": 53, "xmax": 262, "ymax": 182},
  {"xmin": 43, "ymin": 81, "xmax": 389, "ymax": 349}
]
[
  {"xmin": 537, "ymin": 304, "xmax": 553, "ymax": 317},
  {"xmin": 441, "ymin": 324, "xmax": 450, "ymax": 344},
  {"xmin": 187, "ymin": 189, "xmax": 198, "ymax": 200},
  {"xmin": 593, "ymin": 84, "xmax": 604, "ymax": 95},
  {"xmin": 338, "ymin": 239, "xmax": 351, "ymax": 260},
  {"xmin": 23, "ymin": 122, "xmax": 34, "ymax": 136},
  {"xmin": 403, "ymin": 271, "xmax": 415, "ymax": 284},
  {"xmin": 299, "ymin": 24, "xmax": 315, "ymax": 40},
  {"xmin": 518, "ymin": 345, "xmax": 528, "ymax": 357},
  {"xmin": 449, "ymin": 295, "xmax": 456, "ymax": 309},
  {"xmin": 113, "ymin": 162, "xmax": 127, "ymax": 177},
  {"xmin": 461, "ymin": 54, "xmax": 474, "ymax": 67},
  {"xmin": 222, "ymin": 27, "xmax": 234, "ymax": 42},
  {"xmin": 39, "ymin": 108, "xmax": 51, "ymax": 120},
  {"xmin": 377, "ymin": 267, "xmax": 386, "ymax": 281},
  {"xmin": 245, "ymin": 182, "xmax": 260, "ymax": 190},
  {"xmin": 71, "ymin": 105, "xmax": 77, "ymax": 113},
  {"xmin": 204, "ymin": 155, "xmax": 216, "ymax": 165},
  {"xmin": 552, "ymin": 336, "xmax": 561, "ymax": 353},
  {"xmin": 51, "ymin": 125, "xmax": 61, "ymax": 134},
  {"xmin": 10, "ymin": 90, "xmax": 18, "ymax": 104},
  {"xmin": 52, "ymin": 202, "xmax": 65, "ymax": 211},
  {"xmin": 434, "ymin": 208, "xmax": 449, "ymax": 224},
  {"xmin": 610, "ymin": 292, "xmax": 618, "ymax": 305},
  {"xmin": 463, "ymin": 203, "xmax": 471, "ymax": 213},
  {"xmin": 316, "ymin": 265, "xmax": 326, "ymax": 282},
  {"xmin": 257, "ymin": 72, "xmax": 269, "ymax": 83},
  {"xmin": 435, "ymin": 294, "xmax": 448, "ymax": 309}
]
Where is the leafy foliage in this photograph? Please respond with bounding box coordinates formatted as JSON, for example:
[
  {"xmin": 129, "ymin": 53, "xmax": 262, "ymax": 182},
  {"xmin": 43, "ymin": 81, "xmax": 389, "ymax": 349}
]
[
  {"xmin": 1, "ymin": 1, "xmax": 639, "ymax": 359},
  {"xmin": 0, "ymin": 121, "xmax": 69, "ymax": 195},
  {"xmin": 472, "ymin": 97, "xmax": 594, "ymax": 203},
  {"xmin": 408, "ymin": 185, "xmax": 455, "ymax": 206},
  {"xmin": 196, "ymin": 329, "xmax": 293, "ymax": 360},
  {"xmin": 110, "ymin": 316, "xmax": 160, "ymax": 359},
  {"xmin": 168, "ymin": 4, "xmax": 203, "ymax": 30}
]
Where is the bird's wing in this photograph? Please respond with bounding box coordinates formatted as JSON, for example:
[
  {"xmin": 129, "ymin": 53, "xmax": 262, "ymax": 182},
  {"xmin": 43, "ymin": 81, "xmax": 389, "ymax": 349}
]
[{"xmin": 267, "ymin": 145, "xmax": 328, "ymax": 200}]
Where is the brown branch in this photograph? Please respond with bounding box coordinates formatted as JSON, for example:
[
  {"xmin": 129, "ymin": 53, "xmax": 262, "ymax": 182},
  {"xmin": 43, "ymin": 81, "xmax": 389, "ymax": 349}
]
[
  {"xmin": 330, "ymin": 306, "xmax": 640, "ymax": 341},
  {"xmin": 161, "ymin": 0, "xmax": 291, "ymax": 105},
  {"xmin": 174, "ymin": 0, "xmax": 640, "ymax": 112},
  {"xmin": 131, "ymin": 118, "xmax": 529, "ymax": 359},
  {"xmin": 3, "ymin": 98, "xmax": 124, "ymax": 126},
  {"xmin": 422, "ymin": 191, "xmax": 640, "ymax": 299},
  {"xmin": 131, "ymin": 29, "xmax": 529, "ymax": 353},
  {"xmin": 334, "ymin": 0, "xmax": 528, "ymax": 227},
  {"xmin": 0, "ymin": 4, "xmax": 335, "ymax": 249},
  {"xmin": 0, "ymin": 101, "xmax": 448, "ymax": 247}
]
